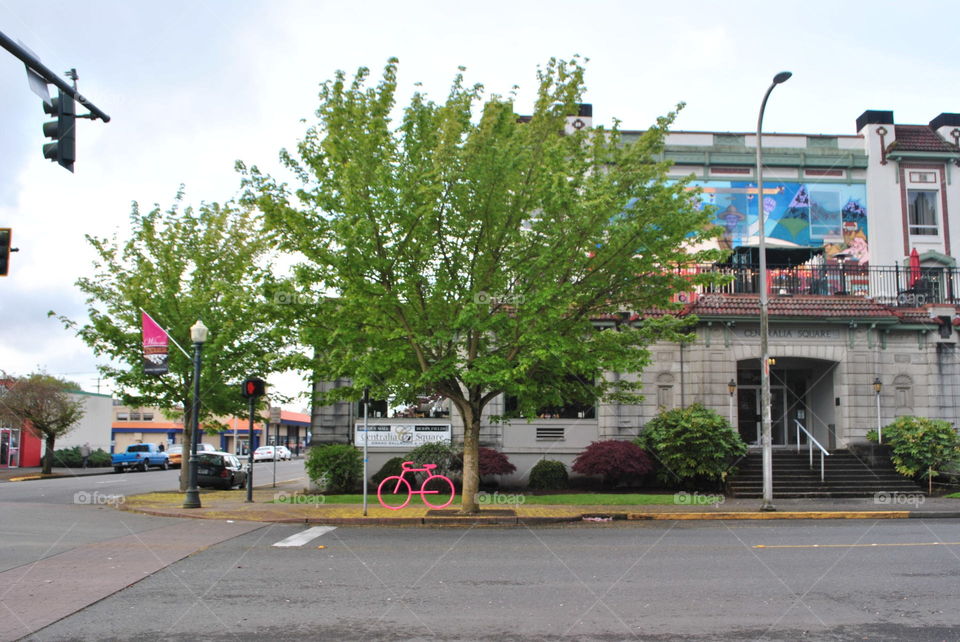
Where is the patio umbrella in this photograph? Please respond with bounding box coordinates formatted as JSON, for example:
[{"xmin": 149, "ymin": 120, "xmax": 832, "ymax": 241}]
[{"xmin": 909, "ymin": 248, "xmax": 921, "ymax": 287}]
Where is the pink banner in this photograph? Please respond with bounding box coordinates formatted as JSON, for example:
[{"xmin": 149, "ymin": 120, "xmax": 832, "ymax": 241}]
[{"xmin": 142, "ymin": 311, "xmax": 169, "ymax": 375}]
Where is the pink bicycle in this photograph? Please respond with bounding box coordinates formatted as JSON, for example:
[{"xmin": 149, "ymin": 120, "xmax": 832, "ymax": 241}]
[{"xmin": 377, "ymin": 461, "xmax": 456, "ymax": 510}]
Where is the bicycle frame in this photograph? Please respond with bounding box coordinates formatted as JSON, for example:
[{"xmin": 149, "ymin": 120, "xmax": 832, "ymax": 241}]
[{"xmin": 376, "ymin": 461, "xmax": 456, "ymax": 510}]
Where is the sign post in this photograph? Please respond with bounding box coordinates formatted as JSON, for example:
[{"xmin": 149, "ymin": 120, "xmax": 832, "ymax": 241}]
[{"xmin": 362, "ymin": 388, "xmax": 369, "ymax": 517}]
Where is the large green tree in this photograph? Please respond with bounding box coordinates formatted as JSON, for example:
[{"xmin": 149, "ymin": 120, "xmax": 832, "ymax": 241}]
[
  {"xmin": 241, "ymin": 57, "xmax": 721, "ymax": 513},
  {"xmin": 54, "ymin": 193, "xmax": 287, "ymax": 490},
  {"xmin": 0, "ymin": 373, "xmax": 86, "ymax": 474}
]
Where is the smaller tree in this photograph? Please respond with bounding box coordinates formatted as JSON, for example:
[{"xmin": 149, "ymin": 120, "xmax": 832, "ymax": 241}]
[
  {"xmin": 867, "ymin": 416, "xmax": 960, "ymax": 489},
  {"xmin": 0, "ymin": 374, "xmax": 86, "ymax": 474},
  {"xmin": 636, "ymin": 404, "xmax": 748, "ymax": 490},
  {"xmin": 572, "ymin": 440, "xmax": 654, "ymax": 488}
]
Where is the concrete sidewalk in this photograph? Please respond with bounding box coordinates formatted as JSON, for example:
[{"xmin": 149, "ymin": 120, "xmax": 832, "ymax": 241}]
[
  {"xmin": 116, "ymin": 480, "xmax": 960, "ymax": 526},
  {"xmin": 0, "ymin": 466, "xmax": 115, "ymax": 482}
]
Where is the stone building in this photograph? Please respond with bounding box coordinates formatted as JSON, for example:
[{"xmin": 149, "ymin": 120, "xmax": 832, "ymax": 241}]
[{"xmin": 311, "ymin": 108, "xmax": 960, "ymax": 486}]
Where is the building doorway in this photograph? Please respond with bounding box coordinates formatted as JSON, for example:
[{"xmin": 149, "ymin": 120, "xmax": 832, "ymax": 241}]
[
  {"xmin": 736, "ymin": 358, "xmax": 834, "ymax": 449},
  {"xmin": 0, "ymin": 428, "xmax": 21, "ymax": 468}
]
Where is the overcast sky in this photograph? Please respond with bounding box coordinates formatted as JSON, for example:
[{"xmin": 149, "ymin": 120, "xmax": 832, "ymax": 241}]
[{"xmin": 1, "ymin": 0, "xmax": 957, "ymax": 405}]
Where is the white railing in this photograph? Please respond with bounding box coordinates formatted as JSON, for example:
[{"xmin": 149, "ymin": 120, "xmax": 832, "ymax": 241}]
[{"xmin": 795, "ymin": 419, "xmax": 830, "ymax": 482}]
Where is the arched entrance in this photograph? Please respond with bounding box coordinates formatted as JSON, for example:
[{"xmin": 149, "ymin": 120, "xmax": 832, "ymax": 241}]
[{"xmin": 736, "ymin": 357, "xmax": 837, "ymax": 449}]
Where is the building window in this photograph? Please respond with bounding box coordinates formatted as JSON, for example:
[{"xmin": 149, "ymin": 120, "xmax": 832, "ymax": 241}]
[
  {"xmin": 142, "ymin": 413, "xmax": 154, "ymax": 421},
  {"xmin": 116, "ymin": 412, "xmax": 129, "ymax": 421},
  {"xmin": 130, "ymin": 412, "xmax": 141, "ymax": 421},
  {"xmin": 908, "ymin": 190, "xmax": 939, "ymax": 236}
]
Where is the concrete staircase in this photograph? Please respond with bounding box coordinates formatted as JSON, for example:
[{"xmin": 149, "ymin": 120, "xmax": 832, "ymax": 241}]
[{"xmin": 727, "ymin": 449, "xmax": 922, "ymax": 499}]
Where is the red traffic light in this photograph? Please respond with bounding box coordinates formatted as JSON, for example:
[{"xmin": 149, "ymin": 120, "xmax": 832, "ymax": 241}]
[{"xmin": 241, "ymin": 377, "xmax": 266, "ymax": 399}]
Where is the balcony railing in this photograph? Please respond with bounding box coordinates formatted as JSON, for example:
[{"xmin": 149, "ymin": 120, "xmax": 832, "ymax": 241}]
[{"xmin": 675, "ymin": 264, "xmax": 960, "ymax": 307}]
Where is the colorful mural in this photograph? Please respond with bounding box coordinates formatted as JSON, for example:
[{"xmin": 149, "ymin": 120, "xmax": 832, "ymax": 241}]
[{"xmin": 689, "ymin": 181, "xmax": 869, "ymax": 263}]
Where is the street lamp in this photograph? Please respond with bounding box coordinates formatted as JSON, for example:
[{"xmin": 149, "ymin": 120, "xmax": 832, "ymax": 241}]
[
  {"xmin": 727, "ymin": 378, "xmax": 737, "ymax": 426},
  {"xmin": 182, "ymin": 319, "xmax": 208, "ymax": 509},
  {"xmin": 873, "ymin": 377, "xmax": 883, "ymax": 444},
  {"xmin": 757, "ymin": 70, "xmax": 792, "ymax": 512}
]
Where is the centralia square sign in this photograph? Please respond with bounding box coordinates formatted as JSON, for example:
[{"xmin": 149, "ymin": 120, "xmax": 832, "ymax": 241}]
[{"xmin": 353, "ymin": 423, "xmax": 452, "ymax": 448}]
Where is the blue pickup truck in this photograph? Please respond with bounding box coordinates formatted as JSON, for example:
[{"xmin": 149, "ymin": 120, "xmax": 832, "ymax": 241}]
[{"xmin": 112, "ymin": 443, "xmax": 170, "ymax": 473}]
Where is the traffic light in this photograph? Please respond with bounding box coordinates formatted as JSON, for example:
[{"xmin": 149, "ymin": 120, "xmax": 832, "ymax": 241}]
[
  {"xmin": 42, "ymin": 92, "xmax": 76, "ymax": 172},
  {"xmin": 241, "ymin": 377, "xmax": 266, "ymax": 399},
  {"xmin": 0, "ymin": 228, "xmax": 10, "ymax": 277}
]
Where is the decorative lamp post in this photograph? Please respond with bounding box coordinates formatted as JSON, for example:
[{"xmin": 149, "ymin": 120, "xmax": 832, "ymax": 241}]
[
  {"xmin": 727, "ymin": 378, "xmax": 737, "ymax": 426},
  {"xmin": 182, "ymin": 319, "xmax": 208, "ymax": 509},
  {"xmin": 873, "ymin": 377, "xmax": 883, "ymax": 444},
  {"xmin": 757, "ymin": 70, "xmax": 792, "ymax": 512}
]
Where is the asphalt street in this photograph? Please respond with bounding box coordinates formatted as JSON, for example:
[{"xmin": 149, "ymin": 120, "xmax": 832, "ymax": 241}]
[{"xmin": 21, "ymin": 519, "xmax": 960, "ymax": 641}]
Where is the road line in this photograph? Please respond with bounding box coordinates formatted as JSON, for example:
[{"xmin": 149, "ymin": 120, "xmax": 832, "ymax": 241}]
[
  {"xmin": 753, "ymin": 541, "xmax": 960, "ymax": 549},
  {"xmin": 272, "ymin": 526, "xmax": 336, "ymax": 548}
]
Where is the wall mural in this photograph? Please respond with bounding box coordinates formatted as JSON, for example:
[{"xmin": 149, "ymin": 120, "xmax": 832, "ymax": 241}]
[{"xmin": 689, "ymin": 181, "xmax": 869, "ymax": 263}]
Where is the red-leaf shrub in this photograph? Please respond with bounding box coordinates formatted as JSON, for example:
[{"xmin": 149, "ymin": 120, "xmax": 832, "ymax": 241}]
[
  {"xmin": 572, "ymin": 440, "xmax": 654, "ymax": 487},
  {"xmin": 477, "ymin": 447, "xmax": 516, "ymax": 476}
]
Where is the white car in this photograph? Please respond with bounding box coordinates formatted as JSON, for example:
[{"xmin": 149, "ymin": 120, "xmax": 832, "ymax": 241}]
[{"xmin": 253, "ymin": 445, "xmax": 292, "ymax": 462}]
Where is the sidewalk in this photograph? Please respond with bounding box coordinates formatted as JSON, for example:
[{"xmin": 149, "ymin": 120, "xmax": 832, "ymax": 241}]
[
  {"xmin": 116, "ymin": 479, "xmax": 960, "ymax": 526},
  {"xmin": 0, "ymin": 466, "xmax": 115, "ymax": 482}
]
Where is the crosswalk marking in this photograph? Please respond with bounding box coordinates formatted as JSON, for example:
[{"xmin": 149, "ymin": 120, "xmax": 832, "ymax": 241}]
[{"xmin": 272, "ymin": 526, "xmax": 337, "ymax": 548}]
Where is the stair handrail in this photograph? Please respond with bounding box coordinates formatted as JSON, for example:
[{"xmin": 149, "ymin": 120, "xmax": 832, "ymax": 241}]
[{"xmin": 795, "ymin": 419, "xmax": 830, "ymax": 482}]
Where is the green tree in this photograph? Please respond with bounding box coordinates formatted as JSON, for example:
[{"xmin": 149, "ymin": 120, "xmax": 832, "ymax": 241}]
[
  {"xmin": 53, "ymin": 193, "xmax": 287, "ymax": 490},
  {"xmin": 241, "ymin": 57, "xmax": 722, "ymax": 513},
  {"xmin": 0, "ymin": 373, "xmax": 86, "ymax": 474}
]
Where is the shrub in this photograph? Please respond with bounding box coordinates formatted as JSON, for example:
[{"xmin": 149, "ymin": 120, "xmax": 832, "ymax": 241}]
[
  {"xmin": 468, "ymin": 447, "xmax": 517, "ymax": 477},
  {"xmin": 527, "ymin": 459, "xmax": 568, "ymax": 490},
  {"xmin": 572, "ymin": 440, "xmax": 654, "ymax": 487},
  {"xmin": 635, "ymin": 403, "xmax": 748, "ymax": 489},
  {"xmin": 371, "ymin": 457, "xmax": 406, "ymax": 486},
  {"xmin": 407, "ymin": 442, "xmax": 459, "ymax": 477},
  {"xmin": 50, "ymin": 446, "xmax": 112, "ymax": 468},
  {"xmin": 305, "ymin": 444, "xmax": 363, "ymax": 493},
  {"xmin": 867, "ymin": 416, "xmax": 960, "ymax": 482}
]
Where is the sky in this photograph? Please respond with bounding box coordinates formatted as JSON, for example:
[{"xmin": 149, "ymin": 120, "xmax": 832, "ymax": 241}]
[{"xmin": 1, "ymin": 0, "xmax": 958, "ymax": 406}]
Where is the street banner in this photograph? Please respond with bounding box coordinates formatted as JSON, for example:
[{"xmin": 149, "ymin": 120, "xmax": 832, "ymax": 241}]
[{"xmin": 141, "ymin": 311, "xmax": 169, "ymax": 375}]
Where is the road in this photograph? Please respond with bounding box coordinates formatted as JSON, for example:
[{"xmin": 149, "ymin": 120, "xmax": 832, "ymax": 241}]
[
  {"xmin": 13, "ymin": 514, "xmax": 960, "ymax": 640},
  {"xmin": 0, "ymin": 459, "xmax": 305, "ymax": 640}
]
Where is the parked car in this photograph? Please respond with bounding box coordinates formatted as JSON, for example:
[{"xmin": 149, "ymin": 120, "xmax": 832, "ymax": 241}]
[
  {"xmin": 111, "ymin": 443, "xmax": 170, "ymax": 472},
  {"xmin": 253, "ymin": 445, "xmax": 291, "ymax": 462},
  {"xmin": 181, "ymin": 451, "xmax": 248, "ymax": 490},
  {"xmin": 167, "ymin": 442, "xmax": 216, "ymax": 468}
]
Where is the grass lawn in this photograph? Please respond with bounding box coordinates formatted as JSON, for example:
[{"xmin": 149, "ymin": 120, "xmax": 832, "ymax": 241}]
[
  {"xmin": 270, "ymin": 492, "xmax": 692, "ymax": 506},
  {"xmin": 945, "ymin": 492, "xmax": 960, "ymax": 499}
]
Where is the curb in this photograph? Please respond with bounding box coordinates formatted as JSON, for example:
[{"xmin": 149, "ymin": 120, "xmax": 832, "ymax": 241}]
[
  {"xmin": 118, "ymin": 504, "xmax": 960, "ymax": 525},
  {"xmin": 4, "ymin": 469, "xmax": 116, "ymax": 482}
]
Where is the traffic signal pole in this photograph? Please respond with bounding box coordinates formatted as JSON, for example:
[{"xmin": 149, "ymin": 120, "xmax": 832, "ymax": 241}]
[{"xmin": 0, "ymin": 30, "xmax": 110, "ymax": 122}]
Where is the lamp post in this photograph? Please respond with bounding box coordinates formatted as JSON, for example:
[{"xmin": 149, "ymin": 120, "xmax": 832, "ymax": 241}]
[
  {"xmin": 182, "ymin": 319, "xmax": 208, "ymax": 509},
  {"xmin": 728, "ymin": 378, "xmax": 737, "ymax": 426},
  {"xmin": 757, "ymin": 70, "xmax": 792, "ymax": 512},
  {"xmin": 873, "ymin": 377, "xmax": 883, "ymax": 444}
]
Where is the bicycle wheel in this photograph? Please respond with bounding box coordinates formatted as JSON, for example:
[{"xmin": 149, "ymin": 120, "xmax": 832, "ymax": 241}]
[
  {"xmin": 377, "ymin": 476, "xmax": 412, "ymax": 510},
  {"xmin": 420, "ymin": 474, "xmax": 455, "ymax": 509}
]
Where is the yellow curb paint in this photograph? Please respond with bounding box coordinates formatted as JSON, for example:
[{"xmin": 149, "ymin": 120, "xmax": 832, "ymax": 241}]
[
  {"xmin": 754, "ymin": 541, "xmax": 960, "ymax": 549},
  {"xmin": 7, "ymin": 475, "xmax": 43, "ymax": 482},
  {"xmin": 626, "ymin": 511, "xmax": 910, "ymax": 521}
]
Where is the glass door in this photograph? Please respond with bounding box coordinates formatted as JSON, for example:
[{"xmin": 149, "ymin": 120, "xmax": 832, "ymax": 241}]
[{"xmin": 737, "ymin": 387, "xmax": 788, "ymax": 446}]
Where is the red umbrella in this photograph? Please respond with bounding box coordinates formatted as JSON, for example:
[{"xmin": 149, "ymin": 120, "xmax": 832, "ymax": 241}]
[{"xmin": 909, "ymin": 248, "xmax": 921, "ymax": 287}]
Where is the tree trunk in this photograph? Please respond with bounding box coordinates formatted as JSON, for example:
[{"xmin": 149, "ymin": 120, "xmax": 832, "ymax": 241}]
[
  {"xmin": 459, "ymin": 410, "xmax": 482, "ymax": 515},
  {"xmin": 42, "ymin": 435, "xmax": 56, "ymax": 475}
]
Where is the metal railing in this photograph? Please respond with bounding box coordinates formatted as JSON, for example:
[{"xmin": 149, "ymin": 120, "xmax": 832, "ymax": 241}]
[
  {"xmin": 676, "ymin": 263, "xmax": 960, "ymax": 307},
  {"xmin": 795, "ymin": 419, "xmax": 830, "ymax": 482}
]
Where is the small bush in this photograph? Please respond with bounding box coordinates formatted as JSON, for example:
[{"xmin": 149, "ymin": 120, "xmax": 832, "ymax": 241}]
[
  {"xmin": 372, "ymin": 457, "xmax": 406, "ymax": 485},
  {"xmin": 527, "ymin": 459, "xmax": 568, "ymax": 490},
  {"xmin": 51, "ymin": 446, "xmax": 112, "ymax": 468},
  {"xmin": 407, "ymin": 442, "xmax": 459, "ymax": 477},
  {"xmin": 305, "ymin": 444, "xmax": 363, "ymax": 493},
  {"xmin": 636, "ymin": 403, "xmax": 748, "ymax": 489},
  {"xmin": 572, "ymin": 440, "xmax": 654, "ymax": 488},
  {"xmin": 867, "ymin": 416, "xmax": 960, "ymax": 481},
  {"xmin": 462, "ymin": 447, "xmax": 516, "ymax": 477}
]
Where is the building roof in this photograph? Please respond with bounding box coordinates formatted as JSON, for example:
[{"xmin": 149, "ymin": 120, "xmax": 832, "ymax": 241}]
[
  {"xmin": 688, "ymin": 294, "xmax": 902, "ymax": 320},
  {"xmin": 888, "ymin": 125, "xmax": 960, "ymax": 154}
]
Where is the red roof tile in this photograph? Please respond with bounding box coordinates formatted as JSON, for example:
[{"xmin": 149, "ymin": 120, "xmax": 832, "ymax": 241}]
[
  {"xmin": 888, "ymin": 125, "xmax": 959, "ymax": 154},
  {"xmin": 687, "ymin": 294, "xmax": 899, "ymax": 319}
]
